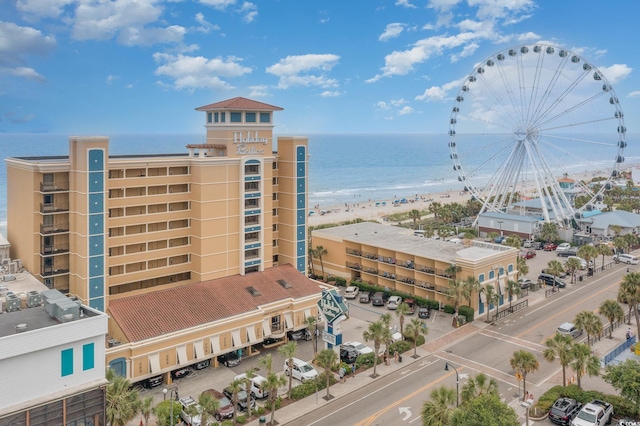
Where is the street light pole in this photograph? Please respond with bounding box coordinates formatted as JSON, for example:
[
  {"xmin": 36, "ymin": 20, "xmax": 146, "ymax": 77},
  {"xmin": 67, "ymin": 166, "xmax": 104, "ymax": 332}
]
[
  {"xmin": 163, "ymin": 385, "xmax": 179, "ymax": 426},
  {"xmin": 444, "ymin": 362, "xmax": 459, "ymax": 407}
]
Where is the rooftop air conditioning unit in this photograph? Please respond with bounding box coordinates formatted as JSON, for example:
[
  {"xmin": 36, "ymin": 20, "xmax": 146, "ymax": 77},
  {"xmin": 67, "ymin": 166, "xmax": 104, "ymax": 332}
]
[
  {"xmin": 8, "ymin": 263, "xmax": 17, "ymax": 274},
  {"xmin": 14, "ymin": 259, "xmax": 21, "ymax": 270},
  {"xmin": 2, "ymin": 274, "xmax": 15, "ymax": 282},
  {"xmin": 1, "ymin": 258, "xmax": 10, "ymax": 266},
  {"xmin": 108, "ymin": 339, "xmax": 121, "ymax": 348},
  {"xmin": 54, "ymin": 299, "xmax": 79, "ymax": 322},
  {"xmin": 6, "ymin": 294, "xmax": 21, "ymax": 312},
  {"xmin": 27, "ymin": 291, "xmax": 42, "ymax": 308}
]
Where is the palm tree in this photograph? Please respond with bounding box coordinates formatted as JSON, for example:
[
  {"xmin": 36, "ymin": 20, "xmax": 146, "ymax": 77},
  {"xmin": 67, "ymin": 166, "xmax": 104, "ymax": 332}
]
[
  {"xmin": 510, "ymin": 350, "xmax": 539, "ymax": 401},
  {"xmin": 379, "ymin": 313, "xmax": 394, "ymax": 359},
  {"xmin": 315, "ymin": 245, "xmax": 328, "ymax": 279},
  {"xmin": 564, "ymin": 257, "xmax": 582, "ymax": 284},
  {"xmin": 577, "ymin": 245, "xmax": 598, "ymax": 274},
  {"xmin": 483, "ymin": 283, "xmax": 499, "ymax": 323},
  {"xmin": 308, "ymin": 246, "xmax": 317, "ymax": 276},
  {"xmin": 460, "ymin": 372, "xmax": 499, "ymax": 403},
  {"xmin": 409, "ymin": 209, "xmax": 422, "ymax": 228},
  {"xmin": 242, "ymin": 367, "xmax": 256, "ymax": 417},
  {"xmin": 505, "ymin": 235, "xmax": 522, "ymax": 249},
  {"xmin": 278, "ymin": 341, "xmax": 298, "ymax": 398},
  {"xmin": 316, "ymin": 348, "xmax": 338, "ymax": 399},
  {"xmin": 405, "ymin": 318, "xmax": 428, "ymax": 358},
  {"xmin": 444, "ymin": 263, "xmax": 461, "ymax": 280},
  {"xmin": 264, "ymin": 371, "xmax": 286, "ymax": 426},
  {"xmin": 574, "ymin": 310, "xmax": 604, "ymax": 349},
  {"xmin": 105, "ymin": 369, "xmax": 141, "ymax": 426},
  {"xmin": 614, "ymin": 236, "xmax": 629, "ymax": 256},
  {"xmin": 447, "ymin": 278, "xmax": 468, "ymax": 327},
  {"xmin": 228, "ymin": 378, "xmax": 244, "ymax": 423},
  {"xmin": 259, "ymin": 353, "xmax": 274, "ymax": 375},
  {"xmin": 198, "ymin": 392, "xmax": 219, "ymax": 426},
  {"xmin": 621, "ymin": 272, "xmax": 640, "ymax": 338},
  {"xmin": 546, "ymin": 260, "xmax": 565, "ymax": 292},
  {"xmin": 139, "ymin": 396, "xmax": 153, "ymax": 426},
  {"xmin": 363, "ymin": 320, "xmax": 386, "ymax": 377},
  {"xmin": 540, "ymin": 222, "xmax": 559, "ymax": 243},
  {"xmin": 597, "ymin": 244, "xmax": 613, "ymax": 268},
  {"xmin": 599, "ymin": 299, "xmax": 625, "ymax": 338},
  {"xmin": 516, "ymin": 256, "xmax": 529, "ymax": 280},
  {"xmin": 421, "ymin": 385, "xmax": 457, "ymax": 426},
  {"xmin": 610, "ymin": 224, "xmax": 622, "ymax": 237},
  {"xmin": 543, "ymin": 333, "xmax": 574, "ymax": 386},
  {"xmin": 305, "ymin": 315, "xmax": 318, "ymax": 353},
  {"xmin": 463, "ymin": 275, "xmax": 481, "ymax": 307},
  {"xmin": 623, "ymin": 233, "xmax": 638, "ymax": 251},
  {"xmin": 571, "ymin": 343, "xmax": 601, "ymax": 389},
  {"xmin": 396, "ymin": 302, "xmax": 411, "ymax": 336},
  {"xmin": 505, "ymin": 279, "xmax": 521, "ymax": 312}
]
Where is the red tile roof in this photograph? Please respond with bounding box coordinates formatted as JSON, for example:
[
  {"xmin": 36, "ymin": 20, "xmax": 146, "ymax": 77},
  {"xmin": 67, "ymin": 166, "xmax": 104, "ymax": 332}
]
[
  {"xmin": 108, "ymin": 265, "xmax": 321, "ymax": 342},
  {"xmin": 195, "ymin": 97, "xmax": 283, "ymax": 112}
]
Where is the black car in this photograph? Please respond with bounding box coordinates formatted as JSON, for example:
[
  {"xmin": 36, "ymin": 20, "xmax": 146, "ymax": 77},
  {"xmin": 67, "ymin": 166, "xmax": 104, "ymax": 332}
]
[
  {"xmin": 418, "ymin": 307, "xmax": 431, "ymax": 319},
  {"xmin": 140, "ymin": 375, "xmax": 163, "ymax": 389},
  {"xmin": 340, "ymin": 345, "xmax": 359, "ymax": 364},
  {"xmin": 548, "ymin": 397, "xmax": 582, "ymax": 425},
  {"xmin": 359, "ymin": 292, "xmax": 371, "ymax": 303},
  {"xmin": 288, "ymin": 329, "xmax": 311, "ymax": 341},
  {"xmin": 171, "ymin": 366, "xmax": 190, "ymax": 380},
  {"xmin": 191, "ymin": 359, "xmax": 211, "ymax": 370},
  {"xmin": 557, "ymin": 249, "xmax": 578, "ymax": 258},
  {"xmin": 371, "ymin": 292, "xmax": 386, "ymax": 306},
  {"xmin": 218, "ymin": 351, "xmax": 241, "ymax": 367},
  {"xmin": 223, "ymin": 386, "xmax": 256, "ymax": 411}
]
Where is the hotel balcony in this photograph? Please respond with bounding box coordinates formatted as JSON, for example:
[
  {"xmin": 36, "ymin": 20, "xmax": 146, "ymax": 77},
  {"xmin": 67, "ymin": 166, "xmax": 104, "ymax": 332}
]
[
  {"xmin": 40, "ymin": 182, "xmax": 69, "ymax": 192},
  {"xmin": 40, "ymin": 243, "xmax": 70, "ymax": 255},
  {"xmin": 40, "ymin": 202, "xmax": 70, "ymax": 214},
  {"xmin": 397, "ymin": 259, "xmax": 415, "ymax": 270},
  {"xmin": 40, "ymin": 223, "xmax": 70, "ymax": 235},
  {"xmin": 346, "ymin": 248, "xmax": 363, "ymax": 257},
  {"xmin": 41, "ymin": 265, "xmax": 70, "ymax": 277}
]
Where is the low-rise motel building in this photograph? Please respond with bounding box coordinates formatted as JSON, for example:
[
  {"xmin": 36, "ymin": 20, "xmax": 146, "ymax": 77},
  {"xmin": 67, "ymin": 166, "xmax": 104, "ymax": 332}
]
[
  {"xmin": 311, "ymin": 222, "xmax": 519, "ymax": 315},
  {"xmin": 4, "ymin": 97, "xmax": 319, "ymax": 387}
]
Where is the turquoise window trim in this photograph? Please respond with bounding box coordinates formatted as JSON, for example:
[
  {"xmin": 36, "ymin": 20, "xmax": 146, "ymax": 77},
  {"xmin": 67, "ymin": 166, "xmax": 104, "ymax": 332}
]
[
  {"xmin": 245, "ymin": 159, "xmax": 260, "ymax": 164},
  {"xmin": 479, "ymin": 273, "xmax": 485, "ymax": 283},
  {"xmin": 508, "ymin": 264, "xmax": 514, "ymax": 272},
  {"xmin": 61, "ymin": 348, "xmax": 73, "ymax": 376},
  {"xmin": 231, "ymin": 112, "xmax": 242, "ymax": 122},
  {"xmin": 246, "ymin": 112, "xmax": 256, "ymax": 122},
  {"xmin": 221, "ymin": 112, "xmax": 225, "ymax": 122},
  {"xmin": 489, "ymin": 270, "xmax": 495, "ymax": 279},
  {"xmin": 260, "ymin": 112, "xmax": 270, "ymax": 123},
  {"xmin": 89, "ymin": 298, "xmax": 104, "ymax": 312},
  {"xmin": 89, "ymin": 235, "xmax": 104, "ymax": 256},
  {"xmin": 83, "ymin": 343, "xmax": 95, "ymax": 370}
]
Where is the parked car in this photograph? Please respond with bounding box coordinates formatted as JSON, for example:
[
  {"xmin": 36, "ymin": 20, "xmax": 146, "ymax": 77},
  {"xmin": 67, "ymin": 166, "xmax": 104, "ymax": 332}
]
[
  {"xmin": 544, "ymin": 243, "xmax": 558, "ymax": 251},
  {"xmin": 558, "ymin": 322, "xmax": 583, "ymax": 339},
  {"xmin": 140, "ymin": 375, "xmax": 163, "ymax": 389},
  {"xmin": 518, "ymin": 279, "xmax": 533, "ymax": 289},
  {"xmin": 179, "ymin": 396, "xmax": 203, "ymax": 426},
  {"xmin": 171, "ymin": 366, "xmax": 190, "ymax": 380},
  {"xmin": 404, "ymin": 298, "xmax": 416, "ymax": 314},
  {"xmin": 191, "ymin": 359, "xmax": 211, "ymax": 370},
  {"xmin": 201, "ymin": 389, "xmax": 234, "ymax": 421},
  {"xmin": 556, "ymin": 243, "xmax": 572, "ymax": 252},
  {"xmin": 342, "ymin": 341, "xmax": 373, "ymax": 355},
  {"xmin": 372, "ymin": 292, "xmax": 386, "ymax": 306},
  {"xmin": 418, "ymin": 306, "xmax": 431, "ymax": 319},
  {"xmin": 532, "ymin": 241, "xmax": 544, "ymax": 250},
  {"xmin": 494, "ymin": 236, "xmax": 505, "ymax": 243},
  {"xmin": 218, "ymin": 351, "xmax": 241, "ymax": 367},
  {"xmin": 572, "ymin": 399, "xmax": 613, "ymax": 426},
  {"xmin": 557, "ymin": 249, "xmax": 578, "ymax": 257},
  {"xmin": 287, "ymin": 329, "xmax": 311, "ymax": 341},
  {"xmin": 538, "ymin": 273, "xmax": 566, "ymax": 288},
  {"xmin": 339, "ymin": 345, "xmax": 359, "ymax": 364},
  {"xmin": 614, "ymin": 254, "xmax": 639, "ymax": 265},
  {"xmin": 523, "ymin": 239, "xmax": 533, "ymax": 248},
  {"xmin": 359, "ymin": 292, "xmax": 371, "ymax": 303},
  {"xmin": 565, "ymin": 256, "xmax": 587, "ymax": 270},
  {"xmin": 389, "ymin": 326, "xmax": 402, "ymax": 342},
  {"xmin": 284, "ymin": 358, "xmax": 318, "ymax": 382},
  {"xmin": 234, "ymin": 373, "xmax": 269, "ymax": 399},
  {"xmin": 549, "ymin": 397, "xmax": 582, "ymax": 425},
  {"xmin": 344, "ymin": 286, "xmax": 360, "ymax": 299},
  {"xmin": 387, "ymin": 295, "xmax": 402, "ymax": 310},
  {"xmin": 519, "ymin": 250, "xmax": 536, "ymax": 259},
  {"xmin": 223, "ymin": 386, "xmax": 256, "ymax": 411}
]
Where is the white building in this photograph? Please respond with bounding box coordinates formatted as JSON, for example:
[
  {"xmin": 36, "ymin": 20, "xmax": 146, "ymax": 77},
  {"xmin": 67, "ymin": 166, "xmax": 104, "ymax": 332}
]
[{"xmin": 0, "ymin": 288, "xmax": 108, "ymax": 425}]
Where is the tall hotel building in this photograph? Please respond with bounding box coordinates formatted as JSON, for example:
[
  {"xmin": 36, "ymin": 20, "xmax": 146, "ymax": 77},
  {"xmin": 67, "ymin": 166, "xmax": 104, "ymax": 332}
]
[{"xmin": 5, "ymin": 97, "xmax": 309, "ymax": 311}]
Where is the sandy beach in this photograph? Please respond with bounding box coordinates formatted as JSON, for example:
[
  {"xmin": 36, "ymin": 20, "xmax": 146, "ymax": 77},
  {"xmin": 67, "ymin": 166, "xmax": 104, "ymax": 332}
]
[{"xmin": 308, "ymin": 169, "xmax": 615, "ymax": 227}]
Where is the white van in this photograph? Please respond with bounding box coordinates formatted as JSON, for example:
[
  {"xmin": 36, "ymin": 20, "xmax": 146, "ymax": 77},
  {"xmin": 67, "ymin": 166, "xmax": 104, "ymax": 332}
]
[
  {"xmin": 284, "ymin": 358, "xmax": 318, "ymax": 382},
  {"xmin": 615, "ymin": 254, "xmax": 639, "ymax": 265},
  {"xmin": 234, "ymin": 373, "xmax": 269, "ymax": 399}
]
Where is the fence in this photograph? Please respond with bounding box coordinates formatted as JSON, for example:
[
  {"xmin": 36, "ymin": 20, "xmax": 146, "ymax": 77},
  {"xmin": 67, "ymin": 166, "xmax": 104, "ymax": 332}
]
[
  {"xmin": 588, "ymin": 311, "xmax": 633, "ymax": 347},
  {"xmin": 603, "ymin": 335, "xmax": 636, "ymax": 366},
  {"xmin": 493, "ymin": 299, "xmax": 529, "ymax": 322}
]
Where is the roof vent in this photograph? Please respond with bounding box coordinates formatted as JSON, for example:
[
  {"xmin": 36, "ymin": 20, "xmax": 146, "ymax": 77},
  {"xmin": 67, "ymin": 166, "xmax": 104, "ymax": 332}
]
[
  {"xmin": 277, "ymin": 279, "xmax": 292, "ymax": 289},
  {"xmin": 246, "ymin": 286, "xmax": 261, "ymax": 297},
  {"xmin": 15, "ymin": 323, "xmax": 28, "ymax": 333}
]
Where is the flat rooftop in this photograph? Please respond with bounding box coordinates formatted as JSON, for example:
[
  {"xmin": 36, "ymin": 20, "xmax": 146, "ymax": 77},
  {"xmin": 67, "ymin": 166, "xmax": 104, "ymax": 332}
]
[{"xmin": 313, "ymin": 222, "xmax": 514, "ymax": 262}]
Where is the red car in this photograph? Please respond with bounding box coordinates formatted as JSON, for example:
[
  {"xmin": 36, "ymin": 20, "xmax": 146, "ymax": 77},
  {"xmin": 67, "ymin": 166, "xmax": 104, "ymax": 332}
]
[
  {"xmin": 543, "ymin": 243, "xmax": 557, "ymax": 251},
  {"xmin": 519, "ymin": 250, "xmax": 536, "ymax": 259}
]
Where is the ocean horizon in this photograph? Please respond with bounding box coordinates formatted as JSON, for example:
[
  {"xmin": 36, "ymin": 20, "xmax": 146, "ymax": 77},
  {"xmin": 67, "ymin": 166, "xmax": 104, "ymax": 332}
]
[{"xmin": 0, "ymin": 132, "xmax": 638, "ymax": 236}]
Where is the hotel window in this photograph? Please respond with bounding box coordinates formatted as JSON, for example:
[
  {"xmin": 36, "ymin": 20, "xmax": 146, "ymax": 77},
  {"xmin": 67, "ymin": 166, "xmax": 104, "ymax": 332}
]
[
  {"xmin": 221, "ymin": 112, "xmax": 226, "ymax": 122},
  {"xmin": 272, "ymin": 161, "xmax": 278, "ymax": 169},
  {"xmin": 207, "ymin": 112, "xmax": 213, "ymax": 123},
  {"xmin": 245, "ymin": 164, "xmax": 260, "ymax": 175},
  {"xmin": 245, "ymin": 198, "xmax": 259, "ymax": 208},
  {"xmin": 273, "ymin": 239, "xmax": 278, "ymax": 247},
  {"xmin": 61, "ymin": 348, "xmax": 73, "ymax": 376},
  {"xmin": 273, "ymin": 193, "xmax": 278, "ymax": 201},
  {"xmin": 245, "ymin": 232, "xmax": 259, "ymax": 242},
  {"xmin": 272, "ymin": 315, "xmax": 281, "ymax": 332},
  {"xmin": 83, "ymin": 343, "xmax": 95, "ymax": 371},
  {"xmin": 272, "ymin": 177, "xmax": 278, "ymax": 185},
  {"xmin": 246, "ymin": 112, "xmax": 256, "ymax": 123},
  {"xmin": 273, "ymin": 224, "xmax": 278, "ymax": 232},
  {"xmin": 273, "ymin": 208, "xmax": 278, "ymax": 217},
  {"xmin": 478, "ymin": 273, "xmax": 485, "ymax": 283},
  {"xmin": 231, "ymin": 112, "xmax": 242, "ymax": 123},
  {"xmin": 260, "ymin": 112, "xmax": 270, "ymax": 123},
  {"xmin": 245, "ymin": 215, "xmax": 259, "ymax": 225},
  {"xmin": 245, "ymin": 249, "xmax": 259, "ymax": 259},
  {"xmin": 245, "ymin": 182, "xmax": 259, "ymax": 192}
]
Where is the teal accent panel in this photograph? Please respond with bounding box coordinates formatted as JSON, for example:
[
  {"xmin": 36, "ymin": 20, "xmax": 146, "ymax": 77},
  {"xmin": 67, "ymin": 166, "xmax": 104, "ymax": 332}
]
[
  {"xmin": 245, "ymin": 210, "xmax": 261, "ymax": 216},
  {"xmin": 297, "ymin": 163, "xmax": 305, "ymax": 177},
  {"xmin": 245, "ymin": 226, "xmax": 261, "ymax": 232},
  {"xmin": 89, "ymin": 298, "xmax": 104, "ymax": 312},
  {"xmin": 89, "ymin": 235, "xmax": 104, "ymax": 256},
  {"xmin": 89, "ymin": 277, "xmax": 103, "ymax": 298},
  {"xmin": 88, "ymin": 172, "xmax": 103, "ymax": 193},
  {"xmin": 296, "ymin": 237, "xmax": 305, "ymax": 256},
  {"xmin": 245, "ymin": 259, "xmax": 261, "ymax": 266},
  {"xmin": 297, "ymin": 194, "xmax": 305, "ymax": 209},
  {"xmin": 245, "ymin": 243, "xmax": 261, "ymax": 250},
  {"xmin": 297, "ymin": 257, "xmax": 305, "ymax": 272},
  {"xmin": 109, "ymin": 358, "xmax": 127, "ymax": 377},
  {"xmin": 297, "ymin": 177, "xmax": 305, "ymax": 193},
  {"xmin": 89, "ymin": 193, "xmax": 103, "ymax": 213},
  {"xmin": 89, "ymin": 214, "xmax": 103, "ymax": 235},
  {"xmin": 245, "ymin": 176, "xmax": 261, "ymax": 181},
  {"xmin": 296, "ymin": 146, "xmax": 306, "ymax": 161},
  {"xmin": 297, "ymin": 210, "xmax": 305, "ymax": 225},
  {"xmin": 83, "ymin": 343, "xmax": 95, "ymax": 370},
  {"xmin": 61, "ymin": 348, "xmax": 73, "ymax": 376},
  {"xmin": 88, "ymin": 150, "xmax": 104, "ymax": 171},
  {"xmin": 246, "ymin": 159, "xmax": 260, "ymax": 164},
  {"xmin": 245, "ymin": 193, "xmax": 261, "ymax": 198},
  {"xmin": 89, "ymin": 256, "xmax": 103, "ymax": 277}
]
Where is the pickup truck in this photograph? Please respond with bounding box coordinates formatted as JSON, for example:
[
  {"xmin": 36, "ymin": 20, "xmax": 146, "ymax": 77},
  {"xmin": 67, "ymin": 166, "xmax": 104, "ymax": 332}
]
[{"xmin": 571, "ymin": 399, "xmax": 613, "ymax": 426}]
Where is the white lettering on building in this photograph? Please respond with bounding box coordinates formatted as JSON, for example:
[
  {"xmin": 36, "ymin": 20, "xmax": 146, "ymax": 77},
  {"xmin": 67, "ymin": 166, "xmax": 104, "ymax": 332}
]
[{"xmin": 234, "ymin": 131, "xmax": 268, "ymax": 155}]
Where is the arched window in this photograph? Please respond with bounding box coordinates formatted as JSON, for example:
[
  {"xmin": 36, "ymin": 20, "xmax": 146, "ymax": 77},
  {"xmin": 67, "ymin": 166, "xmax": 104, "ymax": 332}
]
[
  {"xmin": 478, "ymin": 273, "xmax": 485, "ymax": 283},
  {"xmin": 508, "ymin": 264, "xmax": 514, "ymax": 273},
  {"xmin": 489, "ymin": 270, "xmax": 495, "ymax": 280}
]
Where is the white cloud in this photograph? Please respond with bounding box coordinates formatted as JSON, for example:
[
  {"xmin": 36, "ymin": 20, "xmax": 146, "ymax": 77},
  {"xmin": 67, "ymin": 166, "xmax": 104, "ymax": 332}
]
[
  {"xmin": 415, "ymin": 77, "xmax": 465, "ymax": 101},
  {"xmin": 118, "ymin": 25, "xmax": 186, "ymax": 47},
  {"xmin": 597, "ymin": 64, "xmax": 632, "ymax": 84},
  {"xmin": 390, "ymin": 99, "xmax": 407, "ymax": 107},
  {"xmin": 239, "ymin": 2, "xmax": 258, "ymax": 23},
  {"xmin": 398, "ymin": 106, "xmax": 414, "ymax": 115},
  {"xmin": 321, "ymin": 91, "xmax": 341, "ymax": 97},
  {"xmin": 195, "ymin": 13, "xmax": 220, "ymax": 34},
  {"xmin": 450, "ymin": 42, "xmax": 479, "ymax": 63},
  {"xmin": 4, "ymin": 111, "xmax": 36, "ymax": 124},
  {"xmin": 375, "ymin": 101, "xmax": 390, "ymax": 110},
  {"xmin": 628, "ymin": 91, "xmax": 640, "ymax": 98},
  {"xmin": 199, "ymin": 0, "xmax": 236, "ymax": 10},
  {"xmin": 428, "ymin": 0, "xmax": 461, "ymax": 13},
  {"xmin": 266, "ymin": 54, "xmax": 340, "ymax": 89},
  {"xmin": 379, "ymin": 23, "xmax": 405, "ymax": 42},
  {"xmin": 3, "ymin": 66, "xmax": 46, "ymax": 82},
  {"xmin": 16, "ymin": 0, "xmax": 75, "ymax": 19},
  {"xmin": 468, "ymin": 0, "xmax": 536, "ymax": 21},
  {"xmin": 517, "ymin": 32, "xmax": 540, "ymax": 42},
  {"xmin": 0, "ymin": 21, "xmax": 56, "ymax": 81},
  {"xmin": 153, "ymin": 52, "xmax": 252, "ymax": 90},
  {"xmin": 248, "ymin": 85, "xmax": 269, "ymax": 97},
  {"xmin": 106, "ymin": 74, "xmax": 119, "ymax": 84},
  {"xmin": 395, "ymin": 0, "xmax": 417, "ymax": 9}
]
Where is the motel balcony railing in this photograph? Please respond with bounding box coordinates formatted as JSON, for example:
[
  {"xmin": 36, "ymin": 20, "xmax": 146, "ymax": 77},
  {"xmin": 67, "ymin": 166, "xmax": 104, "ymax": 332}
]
[{"xmin": 346, "ymin": 248, "xmax": 363, "ymax": 257}]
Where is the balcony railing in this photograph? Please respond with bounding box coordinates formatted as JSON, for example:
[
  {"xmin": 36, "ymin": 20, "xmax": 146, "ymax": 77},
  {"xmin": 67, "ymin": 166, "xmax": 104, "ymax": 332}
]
[
  {"xmin": 346, "ymin": 248, "xmax": 362, "ymax": 257},
  {"xmin": 41, "ymin": 244, "xmax": 69, "ymax": 255},
  {"xmin": 346, "ymin": 261, "xmax": 361, "ymax": 270},
  {"xmin": 40, "ymin": 182, "xmax": 69, "ymax": 192},
  {"xmin": 40, "ymin": 224, "xmax": 70, "ymax": 234},
  {"xmin": 41, "ymin": 266, "xmax": 70, "ymax": 277},
  {"xmin": 415, "ymin": 264, "xmax": 436, "ymax": 274},
  {"xmin": 40, "ymin": 203, "xmax": 69, "ymax": 213}
]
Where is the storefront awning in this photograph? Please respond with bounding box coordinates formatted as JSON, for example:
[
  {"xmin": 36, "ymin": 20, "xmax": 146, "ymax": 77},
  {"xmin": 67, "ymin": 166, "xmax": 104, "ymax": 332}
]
[
  {"xmin": 247, "ymin": 325, "xmax": 258, "ymax": 344},
  {"xmin": 194, "ymin": 340, "xmax": 205, "ymax": 359},
  {"xmin": 210, "ymin": 335, "xmax": 221, "ymax": 354},
  {"xmin": 177, "ymin": 345, "xmax": 189, "ymax": 366},
  {"xmin": 232, "ymin": 329, "xmax": 242, "ymax": 347},
  {"xmin": 149, "ymin": 353, "xmax": 161, "ymax": 373}
]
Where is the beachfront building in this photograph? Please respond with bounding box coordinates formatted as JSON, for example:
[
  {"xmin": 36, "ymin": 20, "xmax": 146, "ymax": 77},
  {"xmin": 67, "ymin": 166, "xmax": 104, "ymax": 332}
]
[
  {"xmin": 106, "ymin": 264, "xmax": 322, "ymax": 386},
  {"xmin": 5, "ymin": 97, "xmax": 308, "ymax": 312},
  {"xmin": 311, "ymin": 222, "xmax": 518, "ymax": 315},
  {"xmin": 0, "ymin": 288, "xmax": 108, "ymax": 425},
  {"xmin": 575, "ymin": 210, "xmax": 640, "ymax": 237},
  {"xmin": 477, "ymin": 212, "xmax": 542, "ymax": 240}
]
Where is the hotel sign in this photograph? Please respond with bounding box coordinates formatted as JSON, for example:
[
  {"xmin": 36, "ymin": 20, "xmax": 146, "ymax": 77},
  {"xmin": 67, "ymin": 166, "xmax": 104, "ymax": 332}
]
[
  {"xmin": 317, "ymin": 289, "xmax": 346, "ymax": 325},
  {"xmin": 234, "ymin": 131, "xmax": 268, "ymax": 155}
]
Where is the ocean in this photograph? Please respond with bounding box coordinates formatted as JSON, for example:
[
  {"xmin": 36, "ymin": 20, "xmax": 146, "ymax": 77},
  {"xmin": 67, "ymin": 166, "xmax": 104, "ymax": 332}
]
[{"xmin": 0, "ymin": 132, "xmax": 638, "ymax": 235}]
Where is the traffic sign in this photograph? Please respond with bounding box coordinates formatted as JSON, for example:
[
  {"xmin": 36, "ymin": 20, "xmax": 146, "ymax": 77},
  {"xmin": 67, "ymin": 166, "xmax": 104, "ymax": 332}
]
[{"xmin": 515, "ymin": 372, "xmax": 523, "ymax": 381}]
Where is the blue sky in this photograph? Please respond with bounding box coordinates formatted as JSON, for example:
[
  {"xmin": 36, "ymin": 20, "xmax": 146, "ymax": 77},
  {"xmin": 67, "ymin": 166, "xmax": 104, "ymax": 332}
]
[{"xmin": 1, "ymin": 0, "xmax": 638, "ymax": 135}]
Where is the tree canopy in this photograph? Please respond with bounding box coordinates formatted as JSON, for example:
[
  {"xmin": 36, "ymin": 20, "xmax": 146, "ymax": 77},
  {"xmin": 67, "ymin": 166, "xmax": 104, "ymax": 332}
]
[{"xmin": 450, "ymin": 394, "xmax": 519, "ymax": 426}]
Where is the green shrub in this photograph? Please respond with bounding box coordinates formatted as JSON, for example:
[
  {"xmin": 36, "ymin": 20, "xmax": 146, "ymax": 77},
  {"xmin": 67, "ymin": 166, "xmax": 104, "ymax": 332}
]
[
  {"xmin": 355, "ymin": 352, "xmax": 378, "ymax": 369},
  {"xmin": 221, "ymin": 421, "xmax": 234, "ymax": 426},
  {"xmin": 533, "ymin": 385, "xmax": 639, "ymax": 420},
  {"xmin": 389, "ymin": 340, "xmax": 411, "ymax": 354},
  {"xmin": 334, "ymin": 277, "xmax": 347, "ymax": 287},
  {"xmin": 236, "ymin": 414, "xmax": 247, "ymax": 424},
  {"xmin": 290, "ymin": 374, "xmax": 337, "ymax": 400},
  {"xmin": 458, "ymin": 305, "xmax": 475, "ymax": 322},
  {"xmin": 256, "ymin": 406, "xmax": 266, "ymax": 415},
  {"xmin": 443, "ymin": 304, "xmax": 455, "ymax": 314},
  {"xmin": 402, "ymin": 333, "xmax": 425, "ymax": 346}
]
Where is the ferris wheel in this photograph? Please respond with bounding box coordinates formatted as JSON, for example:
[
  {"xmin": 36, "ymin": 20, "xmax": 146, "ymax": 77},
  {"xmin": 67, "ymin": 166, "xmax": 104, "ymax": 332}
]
[{"xmin": 448, "ymin": 43, "xmax": 626, "ymax": 226}]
